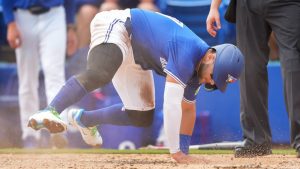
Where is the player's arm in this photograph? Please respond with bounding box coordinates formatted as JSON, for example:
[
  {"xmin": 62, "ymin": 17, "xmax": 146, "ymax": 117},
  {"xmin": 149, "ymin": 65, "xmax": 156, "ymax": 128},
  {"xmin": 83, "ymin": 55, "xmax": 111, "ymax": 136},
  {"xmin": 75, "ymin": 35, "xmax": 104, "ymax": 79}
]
[
  {"xmin": 176, "ymin": 100, "xmax": 197, "ymax": 156},
  {"xmin": 206, "ymin": 0, "xmax": 222, "ymax": 37},
  {"xmin": 2, "ymin": 0, "xmax": 21, "ymax": 48},
  {"xmin": 164, "ymin": 75, "xmax": 198, "ymax": 163},
  {"xmin": 164, "ymin": 75, "xmax": 183, "ymax": 154},
  {"xmin": 181, "ymin": 100, "xmax": 196, "ymax": 135}
]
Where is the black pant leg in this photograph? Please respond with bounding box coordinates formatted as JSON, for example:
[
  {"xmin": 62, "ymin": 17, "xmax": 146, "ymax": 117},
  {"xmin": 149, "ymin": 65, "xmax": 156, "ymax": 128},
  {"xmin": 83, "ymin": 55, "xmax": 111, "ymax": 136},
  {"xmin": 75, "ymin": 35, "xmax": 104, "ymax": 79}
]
[
  {"xmin": 236, "ymin": 0, "xmax": 272, "ymax": 145},
  {"xmin": 266, "ymin": 0, "xmax": 300, "ymax": 149}
]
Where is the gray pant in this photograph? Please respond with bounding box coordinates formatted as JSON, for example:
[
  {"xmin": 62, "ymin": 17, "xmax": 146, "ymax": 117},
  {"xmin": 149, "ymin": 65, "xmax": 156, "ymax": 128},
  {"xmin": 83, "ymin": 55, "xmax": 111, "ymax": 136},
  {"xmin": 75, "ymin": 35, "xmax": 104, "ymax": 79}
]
[{"xmin": 237, "ymin": 0, "xmax": 300, "ymax": 149}]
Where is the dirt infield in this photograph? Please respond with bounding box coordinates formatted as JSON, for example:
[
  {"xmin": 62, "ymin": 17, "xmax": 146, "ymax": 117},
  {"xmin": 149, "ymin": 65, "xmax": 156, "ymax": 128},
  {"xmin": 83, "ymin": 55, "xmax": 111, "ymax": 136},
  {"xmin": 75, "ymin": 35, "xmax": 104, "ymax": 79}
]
[{"xmin": 0, "ymin": 154, "xmax": 299, "ymax": 169}]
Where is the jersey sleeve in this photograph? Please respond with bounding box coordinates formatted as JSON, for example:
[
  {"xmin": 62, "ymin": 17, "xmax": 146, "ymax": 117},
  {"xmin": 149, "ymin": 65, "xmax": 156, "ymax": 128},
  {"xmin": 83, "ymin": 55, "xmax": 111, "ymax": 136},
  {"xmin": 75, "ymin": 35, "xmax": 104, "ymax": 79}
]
[
  {"xmin": 2, "ymin": 0, "xmax": 15, "ymax": 24},
  {"xmin": 164, "ymin": 29, "xmax": 209, "ymax": 88},
  {"xmin": 183, "ymin": 76, "xmax": 201, "ymax": 103},
  {"xmin": 164, "ymin": 39, "xmax": 196, "ymax": 88}
]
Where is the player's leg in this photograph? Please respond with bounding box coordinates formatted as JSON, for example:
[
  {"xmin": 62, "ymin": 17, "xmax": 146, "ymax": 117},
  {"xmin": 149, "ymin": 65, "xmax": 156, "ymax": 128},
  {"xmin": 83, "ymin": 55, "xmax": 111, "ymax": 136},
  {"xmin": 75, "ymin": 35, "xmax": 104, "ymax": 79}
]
[
  {"xmin": 70, "ymin": 54, "xmax": 156, "ymax": 127},
  {"xmin": 27, "ymin": 9, "xmax": 130, "ymax": 133},
  {"xmin": 79, "ymin": 103, "xmax": 154, "ymax": 127},
  {"xmin": 267, "ymin": 1, "xmax": 300, "ymax": 157},
  {"xmin": 14, "ymin": 9, "xmax": 41, "ymax": 147},
  {"xmin": 67, "ymin": 8, "xmax": 155, "ymax": 128},
  {"xmin": 39, "ymin": 6, "xmax": 67, "ymax": 148},
  {"xmin": 50, "ymin": 43, "xmax": 123, "ymax": 111},
  {"xmin": 28, "ymin": 43, "xmax": 123, "ymax": 133},
  {"xmin": 68, "ymin": 102, "xmax": 154, "ymax": 146},
  {"xmin": 109, "ymin": 49, "xmax": 155, "ymax": 127},
  {"xmin": 68, "ymin": 48, "xmax": 156, "ymax": 146},
  {"xmin": 235, "ymin": 0, "xmax": 272, "ymax": 157},
  {"xmin": 40, "ymin": 6, "xmax": 66, "ymax": 115},
  {"xmin": 67, "ymin": 7, "xmax": 156, "ymax": 145}
]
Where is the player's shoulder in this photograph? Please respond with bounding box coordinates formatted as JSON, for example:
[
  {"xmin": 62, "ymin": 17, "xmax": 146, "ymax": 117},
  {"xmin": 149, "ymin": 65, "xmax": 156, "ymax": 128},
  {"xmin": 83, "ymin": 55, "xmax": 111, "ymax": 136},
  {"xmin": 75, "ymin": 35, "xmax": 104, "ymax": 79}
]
[{"xmin": 130, "ymin": 8, "xmax": 151, "ymax": 17}]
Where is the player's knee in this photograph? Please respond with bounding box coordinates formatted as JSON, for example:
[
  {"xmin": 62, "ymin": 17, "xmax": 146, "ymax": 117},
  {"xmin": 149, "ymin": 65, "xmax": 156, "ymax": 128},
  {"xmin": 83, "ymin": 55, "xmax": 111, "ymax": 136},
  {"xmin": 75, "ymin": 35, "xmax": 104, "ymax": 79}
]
[
  {"xmin": 126, "ymin": 109, "xmax": 155, "ymax": 127},
  {"xmin": 76, "ymin": 69, "xmax": 107, "ymax": 92},
  {"xmin": 77, "ymin": 44, "xmax": 123, "ymax": 92}
]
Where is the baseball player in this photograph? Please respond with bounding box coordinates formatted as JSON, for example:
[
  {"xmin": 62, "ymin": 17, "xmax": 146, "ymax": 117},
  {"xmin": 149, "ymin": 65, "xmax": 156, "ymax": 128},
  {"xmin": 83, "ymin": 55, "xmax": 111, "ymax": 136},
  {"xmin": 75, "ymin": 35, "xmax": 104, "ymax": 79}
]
[
  {"xmin": 28, "ymin": 9, "xmax": 244, "ymax": 163},
  {"xmin": 2, "ymin": 0, "xmax": 76, "ymax": 148}
]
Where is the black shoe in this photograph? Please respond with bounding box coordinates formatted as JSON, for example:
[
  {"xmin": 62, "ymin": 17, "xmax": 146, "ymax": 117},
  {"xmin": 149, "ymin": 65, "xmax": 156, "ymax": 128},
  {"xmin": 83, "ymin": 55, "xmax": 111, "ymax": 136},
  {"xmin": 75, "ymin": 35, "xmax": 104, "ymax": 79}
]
[{"xmin": 234, "ymin": 143, "xmax": 272, "ymax": 158}]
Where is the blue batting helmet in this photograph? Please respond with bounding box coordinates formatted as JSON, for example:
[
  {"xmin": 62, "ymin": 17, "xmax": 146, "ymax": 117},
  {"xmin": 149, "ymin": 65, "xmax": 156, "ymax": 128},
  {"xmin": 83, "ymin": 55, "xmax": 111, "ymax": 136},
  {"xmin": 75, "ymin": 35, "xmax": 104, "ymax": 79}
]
[{"xmin": 212, "ymin": 44, "xmax": 244, "ymax": 92}]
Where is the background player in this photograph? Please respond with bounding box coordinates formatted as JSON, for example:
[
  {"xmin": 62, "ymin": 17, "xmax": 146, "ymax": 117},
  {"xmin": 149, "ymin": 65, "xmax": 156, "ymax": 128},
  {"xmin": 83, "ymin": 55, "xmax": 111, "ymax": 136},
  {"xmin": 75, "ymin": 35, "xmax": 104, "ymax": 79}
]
[{"xmin": 2, "ymin": 0, "xmax": 76, "ymax": 148}]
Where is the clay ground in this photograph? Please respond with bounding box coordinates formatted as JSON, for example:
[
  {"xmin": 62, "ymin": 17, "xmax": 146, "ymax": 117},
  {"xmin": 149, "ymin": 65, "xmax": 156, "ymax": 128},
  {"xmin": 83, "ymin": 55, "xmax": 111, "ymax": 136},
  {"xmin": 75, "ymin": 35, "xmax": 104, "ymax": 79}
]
[{"xmin": 0, "ymin": 153, "xmax": 299, "ymax": 169}]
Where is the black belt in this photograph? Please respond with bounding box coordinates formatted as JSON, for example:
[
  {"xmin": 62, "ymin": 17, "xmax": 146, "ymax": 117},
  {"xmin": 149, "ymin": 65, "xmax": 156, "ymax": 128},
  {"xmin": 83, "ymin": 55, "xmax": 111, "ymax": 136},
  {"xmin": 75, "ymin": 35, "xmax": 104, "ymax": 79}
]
[
  {"xmin": 124, "ymin": 17, "xmax": 132, "ymax": 37},
  {"xmin": 28, "ymin": 6, "xmax": 50, "ymax": 15}
]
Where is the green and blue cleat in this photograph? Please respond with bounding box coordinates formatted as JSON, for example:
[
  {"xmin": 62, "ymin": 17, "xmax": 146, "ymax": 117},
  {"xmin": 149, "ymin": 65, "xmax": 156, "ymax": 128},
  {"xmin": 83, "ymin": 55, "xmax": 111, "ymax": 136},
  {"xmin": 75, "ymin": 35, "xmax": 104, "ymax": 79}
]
[
  {"xmin": 67, "ymin": 109, "xmax": 103, "ymax": 147},
  {"xmin": 28, "ymin": 108, "xmax": 67, "ymax": 133}
]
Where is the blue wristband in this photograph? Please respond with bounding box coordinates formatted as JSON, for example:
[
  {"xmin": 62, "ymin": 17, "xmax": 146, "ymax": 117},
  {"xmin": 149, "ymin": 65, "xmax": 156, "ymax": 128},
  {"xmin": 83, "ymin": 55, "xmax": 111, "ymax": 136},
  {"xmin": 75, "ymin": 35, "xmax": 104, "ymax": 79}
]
[{"xmin": 180, "ymin": 134, "xmax": 192, "ymax": 154}]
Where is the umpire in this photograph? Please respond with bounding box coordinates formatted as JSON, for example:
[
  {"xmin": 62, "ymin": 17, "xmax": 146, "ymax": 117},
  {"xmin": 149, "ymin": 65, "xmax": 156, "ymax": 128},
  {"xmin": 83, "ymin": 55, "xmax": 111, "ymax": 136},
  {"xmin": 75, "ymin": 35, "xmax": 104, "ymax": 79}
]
[{"xmin": 207, "ymin": 0, "xmax": 300, "ymax": 157}]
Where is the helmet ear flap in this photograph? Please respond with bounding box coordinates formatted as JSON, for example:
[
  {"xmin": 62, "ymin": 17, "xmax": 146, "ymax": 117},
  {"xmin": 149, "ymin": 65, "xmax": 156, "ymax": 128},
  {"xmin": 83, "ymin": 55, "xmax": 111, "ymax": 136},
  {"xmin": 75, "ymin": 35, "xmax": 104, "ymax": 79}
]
[{"xmin": 204, "ymin": 83, "xmax": 218, "ymax": 92}]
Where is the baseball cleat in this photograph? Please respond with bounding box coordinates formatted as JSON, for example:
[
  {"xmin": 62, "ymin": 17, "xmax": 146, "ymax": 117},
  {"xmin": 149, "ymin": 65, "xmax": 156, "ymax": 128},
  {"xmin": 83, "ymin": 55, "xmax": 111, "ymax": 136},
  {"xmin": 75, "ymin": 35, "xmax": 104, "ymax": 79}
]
[
  {"xmin": 68, "ymin": 109, "xmax": 102, "ymax": 147},
  {"xmin": 28, "ymin": 108, "xmax": 67, "ymax": 133}
]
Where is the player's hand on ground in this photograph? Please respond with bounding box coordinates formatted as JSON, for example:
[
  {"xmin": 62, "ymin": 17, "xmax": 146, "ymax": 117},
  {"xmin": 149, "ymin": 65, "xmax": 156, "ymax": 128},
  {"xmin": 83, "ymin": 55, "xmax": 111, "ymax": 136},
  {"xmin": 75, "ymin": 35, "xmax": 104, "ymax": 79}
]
[
  {"xmin": 7, "ymin": 22, "xmax": 21, "ymax": 49},
  {"xmin": 171, "ymin": 151, "xmax": 208, "ymax": 164},
  {"xmin": 206, "ymin": 8, "xmax": 221, "ymax": 37}
]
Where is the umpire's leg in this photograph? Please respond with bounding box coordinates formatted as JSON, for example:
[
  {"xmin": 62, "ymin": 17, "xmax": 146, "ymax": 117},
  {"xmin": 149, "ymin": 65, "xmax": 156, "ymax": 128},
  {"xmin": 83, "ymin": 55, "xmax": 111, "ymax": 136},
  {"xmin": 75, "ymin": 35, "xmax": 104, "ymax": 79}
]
[
  {"xmin": 267, "ymin": 0, "xmax": 300, "ymax": 151},
  {"xmin": 236, "ymin": 0, "xmax": 272, "ymax": 148}
]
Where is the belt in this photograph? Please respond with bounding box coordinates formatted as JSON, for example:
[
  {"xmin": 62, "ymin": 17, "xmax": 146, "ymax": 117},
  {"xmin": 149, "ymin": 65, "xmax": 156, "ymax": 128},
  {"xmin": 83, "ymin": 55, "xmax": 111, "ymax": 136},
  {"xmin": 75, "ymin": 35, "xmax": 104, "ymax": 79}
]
[
  {"xmin": 124, "ymin": 17, "xmax": 132, "ymax": 37},
  {"xmin": 28, "ymin": 6, "xmax": 50, "ymax": 15}
]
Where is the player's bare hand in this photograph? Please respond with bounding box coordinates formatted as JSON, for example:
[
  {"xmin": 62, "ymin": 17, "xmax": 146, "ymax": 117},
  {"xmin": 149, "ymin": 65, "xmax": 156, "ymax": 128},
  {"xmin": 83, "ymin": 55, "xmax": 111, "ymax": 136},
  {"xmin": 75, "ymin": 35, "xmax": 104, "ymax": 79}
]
[
  {"xmin": 206, "ymin": 8, "xmax": 221, "ymax": 37},
  {"xmin": 171, "ymin": 151, "xmax": 208, "ymax": 164},
  {"xmin": 7, "ymin": 22, "xmax": 21, "ymax": 49}
]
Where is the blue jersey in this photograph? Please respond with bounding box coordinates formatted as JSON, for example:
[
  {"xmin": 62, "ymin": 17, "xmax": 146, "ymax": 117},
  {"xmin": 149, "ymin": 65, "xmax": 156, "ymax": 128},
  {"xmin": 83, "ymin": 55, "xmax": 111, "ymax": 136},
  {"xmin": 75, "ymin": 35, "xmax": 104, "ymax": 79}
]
[
  {"xmin": 2, "ymin": 0, "xmax": 75, "ymax": 24},
  {"xmin": 130, "ymin": 9, "xmax": 209, "ymax": 102}
]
